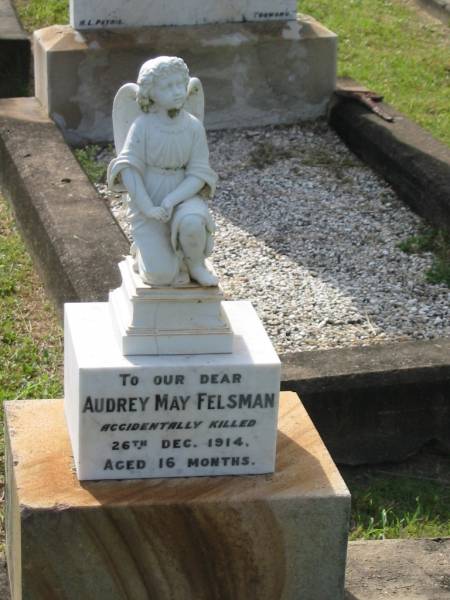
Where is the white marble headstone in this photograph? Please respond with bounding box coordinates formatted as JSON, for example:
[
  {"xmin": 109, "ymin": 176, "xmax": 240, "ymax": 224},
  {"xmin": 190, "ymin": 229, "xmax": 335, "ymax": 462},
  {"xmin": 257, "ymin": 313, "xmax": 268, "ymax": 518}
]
[
  {"xmin": 65, "ymin": 300, "xmax": 280, "ymax": 480},
  {"xmin": 69, "ymin": 0, "xmax": 297, "ymax": 30}
]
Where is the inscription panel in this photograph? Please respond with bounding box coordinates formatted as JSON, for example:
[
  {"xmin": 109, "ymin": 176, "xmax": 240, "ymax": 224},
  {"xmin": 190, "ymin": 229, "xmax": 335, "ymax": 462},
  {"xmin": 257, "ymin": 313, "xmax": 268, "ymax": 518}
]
[
  {"xmin": 77, "ymin": 366, "xmax": 279, "ymax": 479},
  {"xmin": 70, "ymin": 0, "xmax": 297, "ymax": 30}
]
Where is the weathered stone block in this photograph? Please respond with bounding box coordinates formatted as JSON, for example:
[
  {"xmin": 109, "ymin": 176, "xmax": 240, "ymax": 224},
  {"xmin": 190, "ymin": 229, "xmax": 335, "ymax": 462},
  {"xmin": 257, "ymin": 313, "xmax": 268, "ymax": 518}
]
[
  {"xmin": 33, "ymin": 17, "xmax": 337, "ymax": 144},
  {"xmin": 5, "ymin": 393, "xmax": 350, "ymax": 600}
]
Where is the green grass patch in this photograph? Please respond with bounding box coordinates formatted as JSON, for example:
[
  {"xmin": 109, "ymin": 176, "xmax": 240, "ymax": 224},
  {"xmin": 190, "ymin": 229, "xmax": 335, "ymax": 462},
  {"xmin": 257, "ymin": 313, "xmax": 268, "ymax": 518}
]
[
  {"xmin": 0, "ymin": 196, "xmax": 63, "ymax": 404},
  {"xmin": 74, "ymin": 145, "xmax": 110, "ymax": 184},
  {"xmin": 0, "ymin": 195, "xmax": 63, "ymax": 550},
  {"xmin": 398, "ymin": 227, "xmax": 450, "ymax": 286},
  {"xmin": 300, "ymin": 0, "xmax": 450, "ymax": 146},
  {"xmin": 348, "ymin": 473, "xmax": 450, "ymax": 540},
  {"xmin": 15, "ymin": 0, "xmax": 68, "ymax": 32}
]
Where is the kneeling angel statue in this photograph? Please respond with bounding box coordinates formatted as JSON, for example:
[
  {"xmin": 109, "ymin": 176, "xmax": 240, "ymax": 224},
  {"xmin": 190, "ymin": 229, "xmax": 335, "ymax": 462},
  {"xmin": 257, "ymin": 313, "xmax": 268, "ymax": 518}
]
[{"xmin": 107, "ymin": 56, "xmax": 219, "ymax": 287}]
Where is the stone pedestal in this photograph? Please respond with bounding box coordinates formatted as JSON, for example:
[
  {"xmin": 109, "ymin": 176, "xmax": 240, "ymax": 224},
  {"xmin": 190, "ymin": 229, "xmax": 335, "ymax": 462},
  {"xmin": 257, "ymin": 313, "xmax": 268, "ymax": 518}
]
[
  {"xmin": 5, "ymin": 392, "xmax": 350, "ymax": 600},
  {"xmin": 65, "ymin": 299, "xmax": 281, "ymax": 480},
  {"xmin": 33, "ymin": 16, "xmax": 337, "ymax": 144},
  {"xmin": 109, "ymin": 258, "xmax": 233, "ymax": 355}
]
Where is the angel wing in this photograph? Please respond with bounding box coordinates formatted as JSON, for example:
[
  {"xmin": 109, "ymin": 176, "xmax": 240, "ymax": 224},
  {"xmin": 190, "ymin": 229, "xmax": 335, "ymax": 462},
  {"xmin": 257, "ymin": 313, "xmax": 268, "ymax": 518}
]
[
  {"xmin": 184, "ymin": 77, "xmax": 205, "ymax": 123},
  {"xmin": 112, "ymin": 82, "xmax": 140, "ymax": 154}
]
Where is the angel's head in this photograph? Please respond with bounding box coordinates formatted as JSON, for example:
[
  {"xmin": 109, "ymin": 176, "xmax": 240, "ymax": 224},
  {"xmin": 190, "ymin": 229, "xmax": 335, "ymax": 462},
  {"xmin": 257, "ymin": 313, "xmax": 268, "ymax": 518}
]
[{"xmin": 136, "ymin": 56, "xmax": 190, "ymax": 114}]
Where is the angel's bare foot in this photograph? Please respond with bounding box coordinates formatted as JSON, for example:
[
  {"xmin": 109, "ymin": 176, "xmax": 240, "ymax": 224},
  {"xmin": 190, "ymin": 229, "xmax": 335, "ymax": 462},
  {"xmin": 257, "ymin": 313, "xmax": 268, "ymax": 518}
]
[{"xmin": 187, "ymin": 261, "xmax": 218, "ymax": 287}]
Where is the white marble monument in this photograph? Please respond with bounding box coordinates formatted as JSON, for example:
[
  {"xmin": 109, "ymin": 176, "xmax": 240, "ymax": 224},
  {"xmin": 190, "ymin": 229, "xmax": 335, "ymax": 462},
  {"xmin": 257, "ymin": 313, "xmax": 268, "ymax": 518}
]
[
  {"xmin": 64, "ymin": 57, "xmax": 281, "ymax": 480},
  {"xmin": 65, "ymin": 301, "xmax": 280, "ymax": 480},
  {"xmin": 70, "ymin": 0, "xmax": 297, "ymax": 30},
  {"xmin": 108, "ymin": 57, "xmax": 219, "ymax": 289}
]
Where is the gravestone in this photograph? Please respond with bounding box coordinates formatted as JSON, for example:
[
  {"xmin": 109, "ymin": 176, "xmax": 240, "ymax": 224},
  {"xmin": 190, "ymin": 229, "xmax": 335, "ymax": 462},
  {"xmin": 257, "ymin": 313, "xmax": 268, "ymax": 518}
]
[
  {"xmin": 65, "ymin": 298, "xmax": 280, "ymax": 480},
  {"xmin": 5, "ymin": 55, "xmax": 350, "ymax": 598},
  {"xmin": 70, "ymin": 0, "xmax": 297, "ymax": 29},
  {"xmin": 33, "ymin": 0, "xmax": 337, "ymax": 143},
  {"xmin": 62, "ymin": 55, "xmax": 282, "ymax": 480}
]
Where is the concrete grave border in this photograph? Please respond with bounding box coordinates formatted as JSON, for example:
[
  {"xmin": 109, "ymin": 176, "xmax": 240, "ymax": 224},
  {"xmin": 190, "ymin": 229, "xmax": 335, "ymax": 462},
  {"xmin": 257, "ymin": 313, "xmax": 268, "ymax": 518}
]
[
  {"xmin": 330, "ymin": 87, "xmax": 450, "ymax": 232},
  {"xmin": 0, "ymin": 92, "xmax": 449, "ymax": 465},
  {"xmin": 417, "ymin": 0, "xmax": 450, "ymax": 23}
]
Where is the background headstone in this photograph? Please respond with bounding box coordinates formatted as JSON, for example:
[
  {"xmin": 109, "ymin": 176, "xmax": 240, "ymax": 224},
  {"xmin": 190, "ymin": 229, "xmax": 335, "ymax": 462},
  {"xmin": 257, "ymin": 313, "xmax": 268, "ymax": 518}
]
[
  {"xmin": 34, "ymin": 18, "xmax": 337, "ymax": 144},
  {"xmin": 69, "ymin": 0, "xmax": 297, "ymax": 29}
]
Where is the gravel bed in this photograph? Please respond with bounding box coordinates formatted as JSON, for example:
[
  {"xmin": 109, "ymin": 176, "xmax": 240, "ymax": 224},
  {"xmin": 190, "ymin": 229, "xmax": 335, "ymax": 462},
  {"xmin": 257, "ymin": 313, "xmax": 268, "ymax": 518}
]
[{"xmin": 96, "ymin": 121, "xmax": 450, "ymax": 354}]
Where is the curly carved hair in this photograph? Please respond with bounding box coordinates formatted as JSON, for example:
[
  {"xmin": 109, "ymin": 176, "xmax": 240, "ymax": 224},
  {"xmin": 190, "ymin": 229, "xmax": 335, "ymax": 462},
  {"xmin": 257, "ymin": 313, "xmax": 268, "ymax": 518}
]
[{"xmin": 136, "ymin": 56, "xmax": 190, "ymax": 112}]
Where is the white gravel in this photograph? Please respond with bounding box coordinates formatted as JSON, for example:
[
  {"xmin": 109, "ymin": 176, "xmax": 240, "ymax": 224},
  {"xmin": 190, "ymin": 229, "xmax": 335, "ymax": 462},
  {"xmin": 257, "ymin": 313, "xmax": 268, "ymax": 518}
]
[{"xmin": 96, "ymin": 122, "xmax": 450, "ymax": 354}]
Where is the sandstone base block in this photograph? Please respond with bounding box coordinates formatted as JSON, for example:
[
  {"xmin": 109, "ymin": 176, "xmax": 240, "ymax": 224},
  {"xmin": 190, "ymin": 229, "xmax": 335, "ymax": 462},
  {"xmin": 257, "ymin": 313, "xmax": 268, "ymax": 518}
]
[
  {"xmin": 34, "ymin": 16, "xmax": 337, "ymax": 144},
  {"xmin": 5, "ymin": 392, "xmax": 350, "ymax": 600}
]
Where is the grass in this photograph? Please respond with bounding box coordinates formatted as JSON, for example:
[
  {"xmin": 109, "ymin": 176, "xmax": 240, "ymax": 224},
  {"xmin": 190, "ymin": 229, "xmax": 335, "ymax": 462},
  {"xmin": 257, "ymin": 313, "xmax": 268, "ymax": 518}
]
[
  {"xmin": 0, "ymin": 199, "xmax": 63, "ymax": 403},
  {"xmin": 301, "ymin": 0, "xmax": 450, "ymax": 146},
  {"xmin": 348, "ymin": 475, "xmax": 450, "ymax": 540},
  {"xmin": 0, "ymin": 194, "xmax": 63, "ymax": 549},
  {"xmin": 398, "ymin": 227, "xmax": 450, "ymax": 286},
  {"xmin": 14, "ymin": 0, "xmax": 68, "ymax": 31},
  {"xmin": 74, "ymin": 145, "xmax": 110, "ymax": 184}
]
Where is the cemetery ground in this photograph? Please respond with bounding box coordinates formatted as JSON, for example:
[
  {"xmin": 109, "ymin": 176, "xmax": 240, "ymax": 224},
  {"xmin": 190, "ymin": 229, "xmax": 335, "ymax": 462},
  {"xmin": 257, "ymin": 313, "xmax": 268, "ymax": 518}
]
[
  {"xmin": 2, "ymin": 181, "xmax": 449, "ymax": 544},
  {"xmin": 1, "ymin": 0, "xmax": 450, "ymax": 597},
  {"xmin": 0, "ymin": 198, "xmax": 448, "ymax": 574},
  {"xmin": 1, "ymin": 172, "xmax": 450, "ymax": 565}
]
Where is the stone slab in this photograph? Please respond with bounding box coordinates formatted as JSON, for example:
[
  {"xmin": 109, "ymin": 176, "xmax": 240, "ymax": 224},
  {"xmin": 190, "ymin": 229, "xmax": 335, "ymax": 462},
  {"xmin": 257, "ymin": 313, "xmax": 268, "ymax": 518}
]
[
  {"xmin": 0, "ymin": 0, "xmax": 30, "ymax": 98},
  {"xmin": 330, "ymin": 78, "xmax": 450, "ymax": 234},
  {"xmin": 64, "ymin": 300, "xmax": 280, "ymax": 479},
  {"xmin": 417, "ymin": 0, "xmax": 450, "ymax": 24},
  {"xmin": 33, "ymin": 17, "xmax": 337, "ymax": 143},
  {"xmin": 5, "ymin": 392, "xmax": 350, "ymax": 600},
  {"xmin": 0, "ymin": 97, "xmax": 129, "ymax": 313},
  {"xmin": 70, "ymin": 0, "xmax": 297, "ymax": 29}
]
